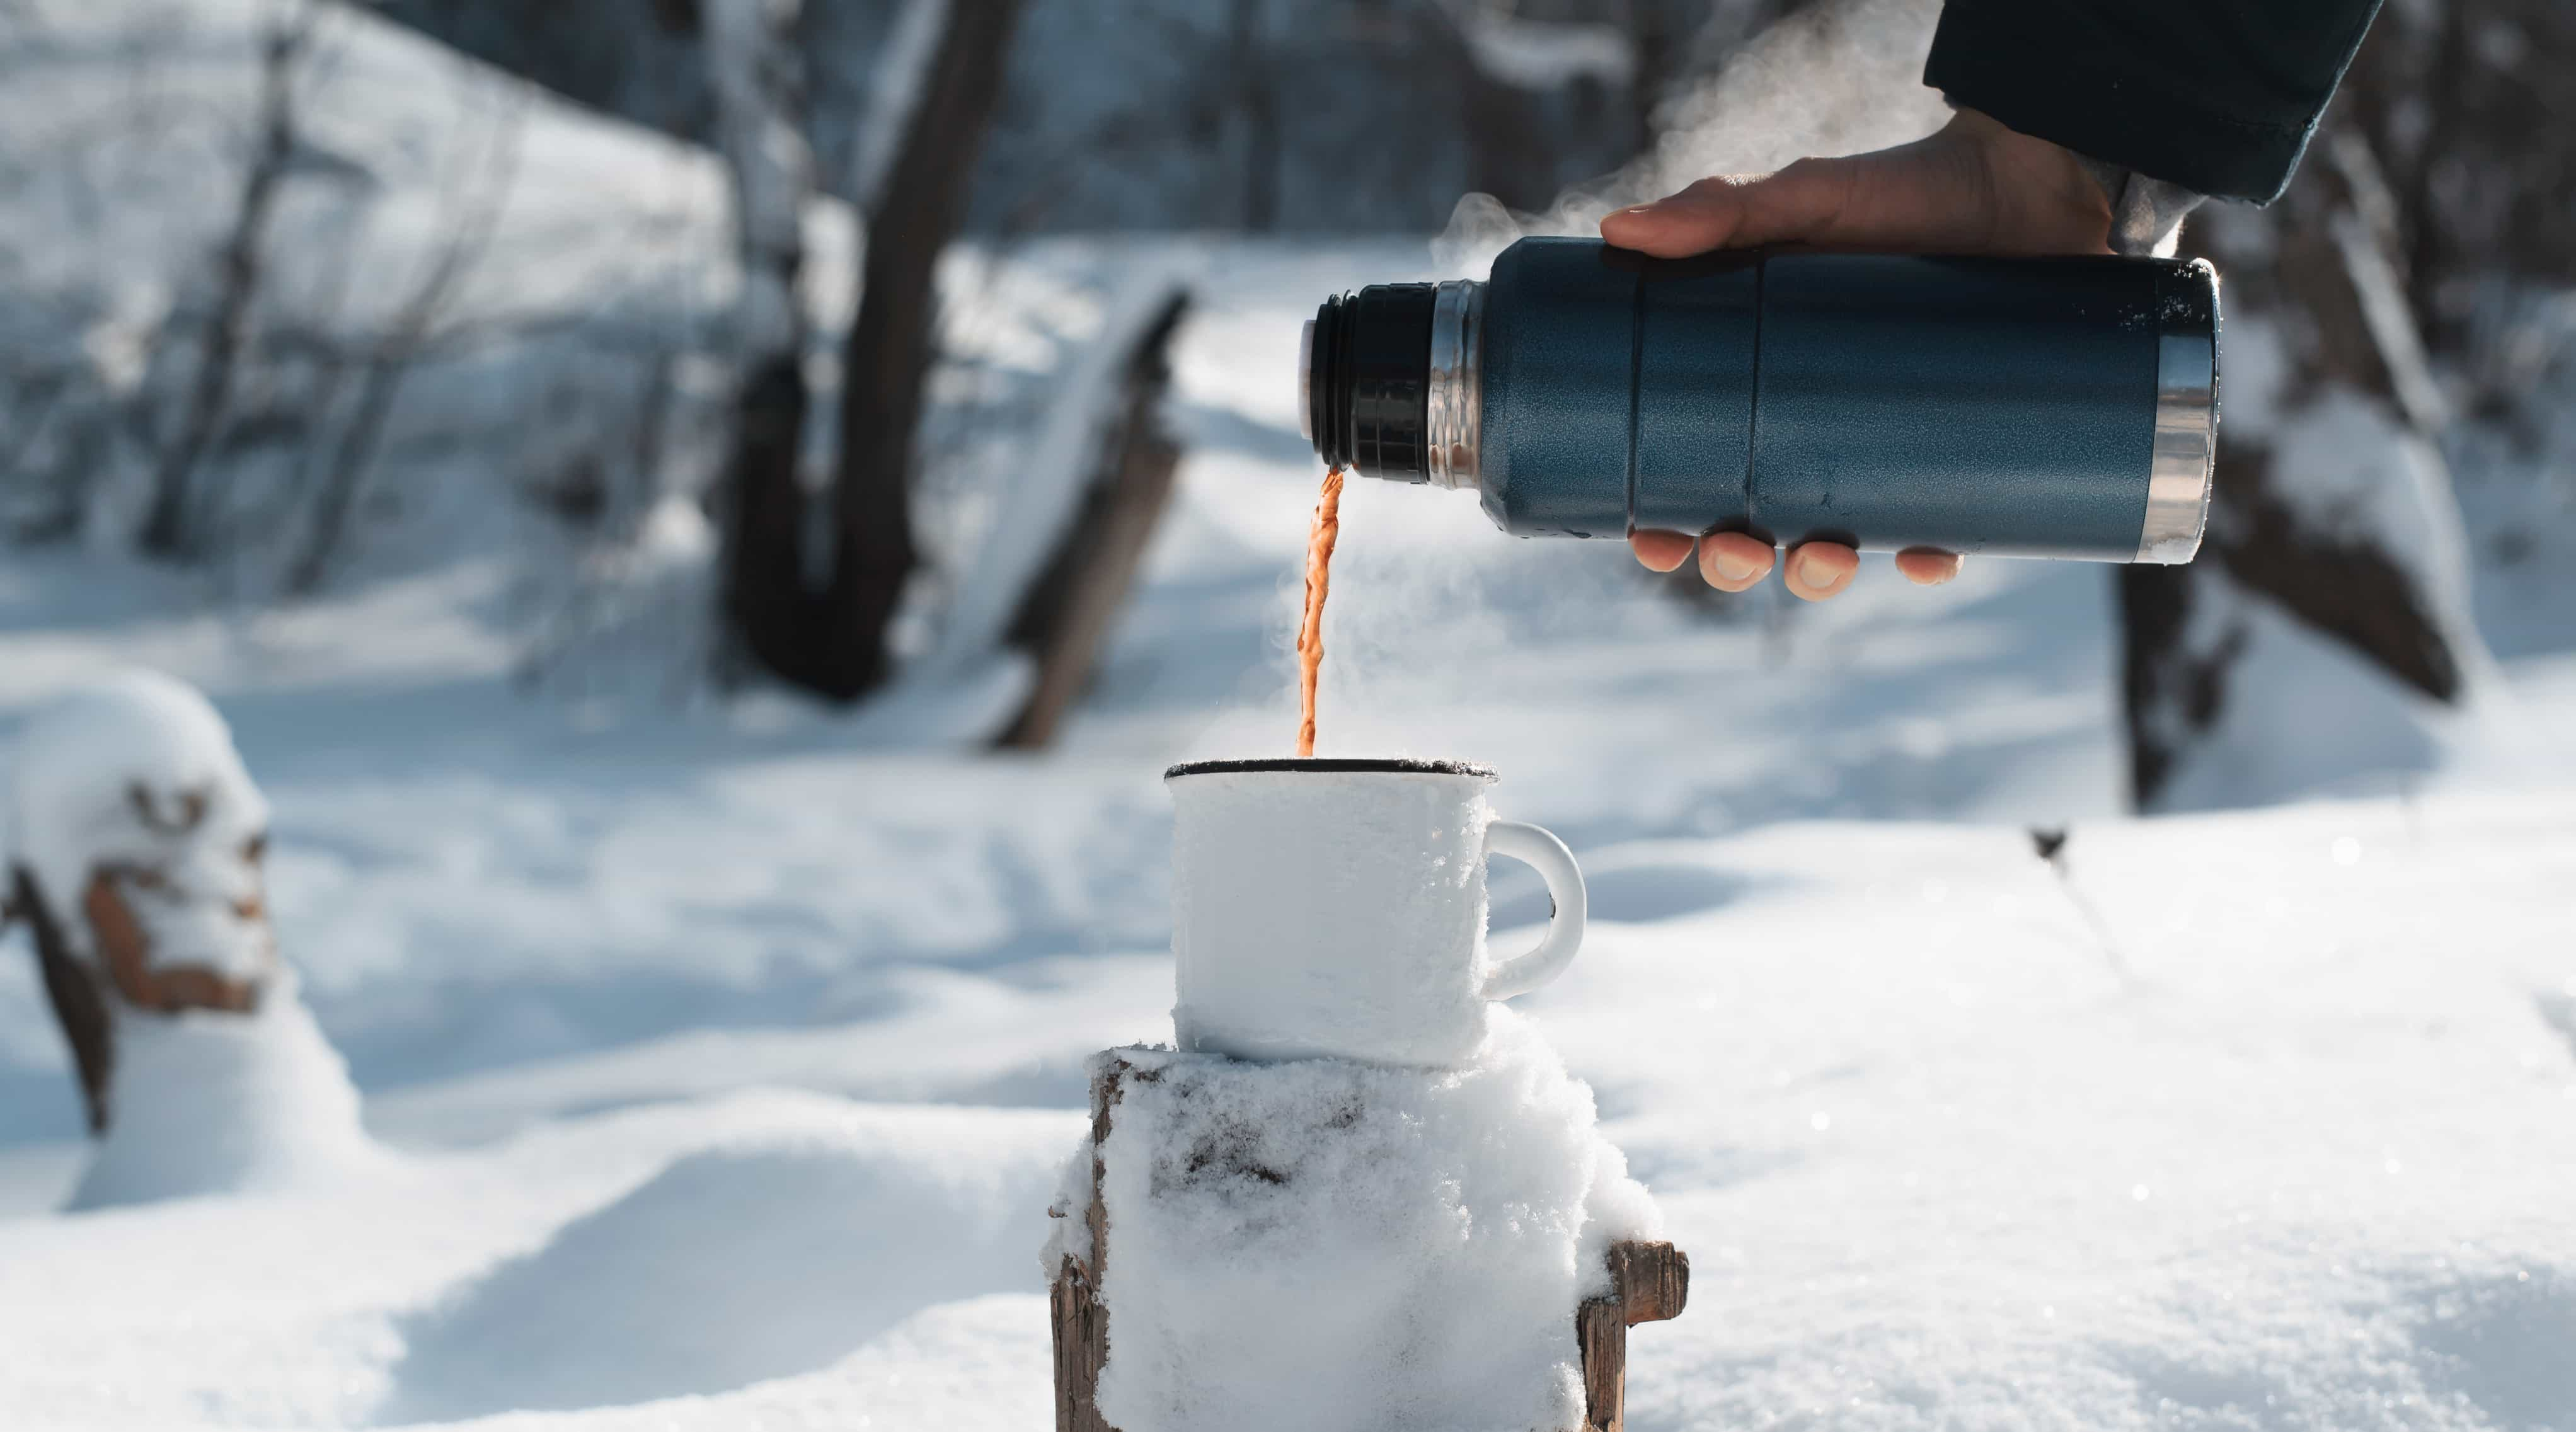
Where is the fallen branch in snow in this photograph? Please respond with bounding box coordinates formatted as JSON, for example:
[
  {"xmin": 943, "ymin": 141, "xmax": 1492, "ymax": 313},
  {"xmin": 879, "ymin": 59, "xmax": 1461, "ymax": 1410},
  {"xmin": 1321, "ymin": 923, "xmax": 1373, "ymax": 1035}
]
[{"xmin": 2030, "ymin": 827, "xmax": 2131, "ymax": 983}]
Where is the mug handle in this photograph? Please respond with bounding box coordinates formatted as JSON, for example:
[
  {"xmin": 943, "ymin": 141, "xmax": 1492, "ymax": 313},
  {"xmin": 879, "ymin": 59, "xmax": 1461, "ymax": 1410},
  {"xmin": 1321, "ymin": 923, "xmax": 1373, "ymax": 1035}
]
[{"xmin": 1481, "ymin": 820, "xmax": 1587, "ymax": 1001}]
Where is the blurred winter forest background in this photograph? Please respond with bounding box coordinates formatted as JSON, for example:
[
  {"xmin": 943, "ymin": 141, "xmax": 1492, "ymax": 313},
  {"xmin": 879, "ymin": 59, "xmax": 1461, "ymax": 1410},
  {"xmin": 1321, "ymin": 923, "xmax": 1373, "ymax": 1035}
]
[{"xmin": 1, "ymin": 0, "xmax": 2573, "ymax": 1129}]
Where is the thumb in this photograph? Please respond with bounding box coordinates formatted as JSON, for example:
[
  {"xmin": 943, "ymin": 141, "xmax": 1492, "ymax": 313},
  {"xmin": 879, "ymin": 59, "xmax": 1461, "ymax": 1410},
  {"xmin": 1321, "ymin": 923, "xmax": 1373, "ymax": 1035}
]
[{"xmin": 1599, "ymin": 163, "xmax": 1861, "ymax": 258}]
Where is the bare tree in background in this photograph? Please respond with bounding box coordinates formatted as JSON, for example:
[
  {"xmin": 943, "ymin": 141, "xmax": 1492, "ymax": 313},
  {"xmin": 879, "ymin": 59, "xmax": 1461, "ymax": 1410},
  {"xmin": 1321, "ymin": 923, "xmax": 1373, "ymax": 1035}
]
[
  {"xmin": 718, "ymin": 0, "xmax": 1028, "ymax": 701},
  {"xmin": 137, "ymin": 0, "xmax": 317, "ymax": 559},
  {"xmin": 820, "ymin": 0, "xmax": 1026, "ymax": 697},
  {"xmin": 2328, "ymin": 0, "xmax": 2576, "ymax": 406},
  {"xmin": 282, "ymin": 83, "xmax": 524, "ymax": 595}
]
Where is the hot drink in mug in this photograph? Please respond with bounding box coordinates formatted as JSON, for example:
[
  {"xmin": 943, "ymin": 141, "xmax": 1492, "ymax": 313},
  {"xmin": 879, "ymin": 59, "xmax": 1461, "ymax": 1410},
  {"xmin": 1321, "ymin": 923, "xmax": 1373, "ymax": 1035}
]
[{"xmin": 1164, "ymin": 759, "xmax": 1586, "ymax": 1068}]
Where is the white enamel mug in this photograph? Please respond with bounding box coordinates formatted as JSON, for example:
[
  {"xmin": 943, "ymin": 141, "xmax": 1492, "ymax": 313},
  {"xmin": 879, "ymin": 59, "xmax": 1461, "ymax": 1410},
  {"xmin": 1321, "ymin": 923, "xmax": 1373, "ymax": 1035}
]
[{"xmin": 1164, "ymin": 758, "xmax": 1586, "ymax": 1068}]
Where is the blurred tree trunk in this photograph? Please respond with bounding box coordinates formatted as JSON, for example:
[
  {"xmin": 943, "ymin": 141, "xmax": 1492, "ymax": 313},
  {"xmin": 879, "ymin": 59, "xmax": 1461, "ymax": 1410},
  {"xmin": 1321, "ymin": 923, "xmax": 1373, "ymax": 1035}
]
[
  {"xmin": 817, "ymin": 0, "xmax": 1023, "ymax": 698},
  {"xmin": 718, "ymin": 0, "xmax": 1026, "ymax": 701},
  {"xmin": 708, "ymin": 0, "xmax": 820, "ymax": 687},
  {"xmin": 2114, "ymin": 5, "xmax": 2569, "ymax": 808}
]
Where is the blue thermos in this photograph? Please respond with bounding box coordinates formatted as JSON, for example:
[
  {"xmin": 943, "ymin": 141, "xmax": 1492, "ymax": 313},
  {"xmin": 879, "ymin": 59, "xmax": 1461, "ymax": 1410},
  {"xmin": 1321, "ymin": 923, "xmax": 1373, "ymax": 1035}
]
[{"xmin": 1301, "ymin": 236, "xmax": 2218, "ymax": 563}]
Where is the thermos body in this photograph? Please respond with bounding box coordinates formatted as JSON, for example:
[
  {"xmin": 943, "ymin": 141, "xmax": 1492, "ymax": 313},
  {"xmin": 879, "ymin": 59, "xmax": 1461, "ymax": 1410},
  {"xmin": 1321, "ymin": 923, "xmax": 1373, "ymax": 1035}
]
[{"xmin": 1303, "ymin": 236, "xmax": 2219, "ymax": 563}]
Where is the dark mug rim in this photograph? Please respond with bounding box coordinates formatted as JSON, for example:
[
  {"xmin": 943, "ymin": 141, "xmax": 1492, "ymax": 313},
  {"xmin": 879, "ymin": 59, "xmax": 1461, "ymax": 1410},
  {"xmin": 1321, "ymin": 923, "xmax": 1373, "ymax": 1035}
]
[{"xmin": 1164, "ymin": 757, "xmax": 1495, "ymax": 780}]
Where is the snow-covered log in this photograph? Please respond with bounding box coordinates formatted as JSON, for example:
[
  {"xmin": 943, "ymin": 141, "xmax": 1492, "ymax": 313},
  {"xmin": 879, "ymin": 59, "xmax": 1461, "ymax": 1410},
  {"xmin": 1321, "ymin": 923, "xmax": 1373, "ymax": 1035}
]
[
  {"xmin": 982, "ymin": 278, "xmax": 1192, "ymax": 748},
  {"xmin": 2124, "ymin": 106, "xmax": 2493, "ymax": 810}
]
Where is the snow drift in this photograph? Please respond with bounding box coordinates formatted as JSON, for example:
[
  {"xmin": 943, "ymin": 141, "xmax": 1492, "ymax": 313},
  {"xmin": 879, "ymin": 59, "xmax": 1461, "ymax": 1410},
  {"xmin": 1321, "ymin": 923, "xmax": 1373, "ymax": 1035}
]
[
  {"xmin": 379, "ymin": 1094, "xmax": 1075, "ymax": 1421},
  {"xmin": 67, "ymin": 985, "xmax": 372, "ymax": 1210}
]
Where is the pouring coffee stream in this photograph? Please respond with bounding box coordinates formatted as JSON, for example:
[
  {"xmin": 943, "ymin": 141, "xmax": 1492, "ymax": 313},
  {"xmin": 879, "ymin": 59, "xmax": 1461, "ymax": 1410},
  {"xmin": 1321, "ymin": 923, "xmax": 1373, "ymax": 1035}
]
[{"xmin": 1295, "ymin": 466, "xmax": 1345, "ymax": 758}]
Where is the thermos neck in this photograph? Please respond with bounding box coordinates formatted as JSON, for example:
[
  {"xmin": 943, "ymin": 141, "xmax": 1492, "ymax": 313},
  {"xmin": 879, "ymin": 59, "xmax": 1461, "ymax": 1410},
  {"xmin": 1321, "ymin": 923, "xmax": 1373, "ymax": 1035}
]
[{"xmin": 1303, "ymin": 280, "xmax": 1484, "ymax": 491}]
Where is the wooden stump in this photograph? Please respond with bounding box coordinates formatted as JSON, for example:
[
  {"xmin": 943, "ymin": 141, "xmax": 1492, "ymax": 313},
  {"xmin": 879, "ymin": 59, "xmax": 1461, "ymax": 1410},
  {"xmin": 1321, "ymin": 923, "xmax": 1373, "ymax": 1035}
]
[{"xmin": 1048, "ymin": 1055, "xmax": 1688, "ymax": 1432}]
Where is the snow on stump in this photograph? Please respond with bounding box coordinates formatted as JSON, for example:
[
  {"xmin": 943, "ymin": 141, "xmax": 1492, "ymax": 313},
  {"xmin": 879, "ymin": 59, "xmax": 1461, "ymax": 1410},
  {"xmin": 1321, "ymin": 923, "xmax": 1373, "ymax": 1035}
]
[
  {"xmin": 1046, "ymin": 1016, "xmax": 1682, "ymax": 1432},
  {"xmin": 3, "ymin": 668, "xmax": 372, "ymax": 1206}
]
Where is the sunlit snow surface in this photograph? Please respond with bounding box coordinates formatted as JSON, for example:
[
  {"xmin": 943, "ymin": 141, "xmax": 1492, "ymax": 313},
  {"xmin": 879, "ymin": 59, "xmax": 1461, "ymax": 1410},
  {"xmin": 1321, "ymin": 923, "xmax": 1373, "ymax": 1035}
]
[
  {"xmin": 4, "ymin": 792, "xmax": 2572, "ymax": 1430},
  {"xmin": 6, "ymin": 4, "xmax": 2576, "ymax": 1429}
]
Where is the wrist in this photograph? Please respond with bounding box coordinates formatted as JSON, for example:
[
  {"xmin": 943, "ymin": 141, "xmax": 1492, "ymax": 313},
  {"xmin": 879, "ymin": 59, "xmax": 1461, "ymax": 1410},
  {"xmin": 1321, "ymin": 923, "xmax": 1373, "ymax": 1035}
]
[
  {"xmin": 1947, "ymin": 107, "xmax": 2207, "ymax": 258},
  {"xmin": 1943, "ymin": 108, "xmax": 2119, "ymax": 256}
]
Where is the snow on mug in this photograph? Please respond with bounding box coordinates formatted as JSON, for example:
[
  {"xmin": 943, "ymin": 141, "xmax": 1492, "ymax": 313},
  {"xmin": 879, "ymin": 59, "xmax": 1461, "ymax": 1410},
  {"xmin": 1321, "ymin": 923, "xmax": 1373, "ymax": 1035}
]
[{"xmin": 1163, "ymin": 758, "xmax": 1587, "ymax": 1068}]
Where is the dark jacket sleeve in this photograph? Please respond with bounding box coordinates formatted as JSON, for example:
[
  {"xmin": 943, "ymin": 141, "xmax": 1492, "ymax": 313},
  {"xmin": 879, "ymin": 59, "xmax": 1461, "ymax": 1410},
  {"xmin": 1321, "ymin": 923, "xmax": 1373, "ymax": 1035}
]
[{"xmin": 1923, "ymin": 0, "xmax": 2386, "ymax": 203}]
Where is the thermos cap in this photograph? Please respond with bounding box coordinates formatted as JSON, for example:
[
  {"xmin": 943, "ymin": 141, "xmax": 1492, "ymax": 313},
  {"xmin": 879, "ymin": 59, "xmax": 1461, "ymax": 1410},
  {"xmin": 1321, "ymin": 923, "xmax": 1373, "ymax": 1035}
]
[{"xmin": 1306, "ymin": 282, "xmax": 1439, "ymax": 481}]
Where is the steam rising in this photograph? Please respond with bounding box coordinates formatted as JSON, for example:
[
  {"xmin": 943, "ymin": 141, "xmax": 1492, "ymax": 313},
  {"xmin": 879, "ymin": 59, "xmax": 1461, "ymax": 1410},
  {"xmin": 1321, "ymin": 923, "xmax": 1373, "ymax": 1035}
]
[
  {"xmin": 1223, "ymin": 0, "xmax": 1953, "ymax": 768},
  {"xmin": 1434, "ymin": 0, "xmax": 1950, "ymax": 278}
]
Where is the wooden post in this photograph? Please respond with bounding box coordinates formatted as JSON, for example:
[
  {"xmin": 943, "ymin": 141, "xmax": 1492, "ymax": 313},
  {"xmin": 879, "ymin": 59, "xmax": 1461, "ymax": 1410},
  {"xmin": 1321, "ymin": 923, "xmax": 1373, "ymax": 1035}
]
[
  {"xmin": 1049, "ymin": 1056, "xmax": 1686, "ymax": 1432},
  {"xmin": 1575, "ymin": 1240, "xmax": 1691, "ymax": 1432},
  {"xmin": 1049, "ymin": 1053, "xmax": 1132, "ymax": 1432}
]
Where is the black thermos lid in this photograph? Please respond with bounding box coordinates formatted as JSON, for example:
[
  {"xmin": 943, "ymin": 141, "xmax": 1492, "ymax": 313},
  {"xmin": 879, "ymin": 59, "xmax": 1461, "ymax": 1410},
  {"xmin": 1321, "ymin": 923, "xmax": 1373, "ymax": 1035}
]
[{"xmin": 1308, "ymin": 283, "xmax": 1435, "ymax": 481}]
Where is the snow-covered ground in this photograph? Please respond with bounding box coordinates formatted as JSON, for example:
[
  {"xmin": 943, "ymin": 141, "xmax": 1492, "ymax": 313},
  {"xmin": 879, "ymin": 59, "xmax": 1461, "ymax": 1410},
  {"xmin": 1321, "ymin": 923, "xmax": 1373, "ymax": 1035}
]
[
  {"xmin": 6, "ymin": 4, "xmax": 2576, "ymax": 1430},
  {"xmin": 6, "ymin": 767, "xmax": 2574, "ymax": 1429}
]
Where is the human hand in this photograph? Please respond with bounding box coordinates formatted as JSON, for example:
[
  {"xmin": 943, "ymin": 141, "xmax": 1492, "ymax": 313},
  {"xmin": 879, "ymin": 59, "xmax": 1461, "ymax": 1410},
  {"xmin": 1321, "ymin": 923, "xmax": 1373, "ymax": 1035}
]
[{"xmin": 1602, "ymin": 108, "xmax": 2113, "ymax": 600}]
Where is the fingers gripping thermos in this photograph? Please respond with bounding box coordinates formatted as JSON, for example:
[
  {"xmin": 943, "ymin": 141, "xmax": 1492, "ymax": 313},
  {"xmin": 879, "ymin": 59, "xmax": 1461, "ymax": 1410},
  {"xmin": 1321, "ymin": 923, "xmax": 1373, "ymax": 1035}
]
[{"xmin": 1302, "ymin": 236, "xmax": 2219, "ymax": 564}]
